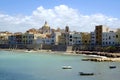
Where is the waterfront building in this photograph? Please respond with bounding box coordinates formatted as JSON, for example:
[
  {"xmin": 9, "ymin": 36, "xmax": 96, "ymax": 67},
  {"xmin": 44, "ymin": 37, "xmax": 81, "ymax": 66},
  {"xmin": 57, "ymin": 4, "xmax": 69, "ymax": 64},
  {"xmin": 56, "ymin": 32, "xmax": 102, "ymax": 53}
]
[
  {"xmin": 58, "ymin": 26, "xmax": 70, "ymax": 45},
  {"xmin": 9, "ymin": 33, "xmax": 22, "ymax": 49},
  {"xmin": 0, "ymin": 31, "xmax": 12, "ymax": 44},
  {"xmin": 9, "ymin": 33, "xmax": 34, "ymax": 49},
  {"xmin": 95, "ymin": 25, "xmax": 109, "ymax": 46},
  {"xmin": 102, "ymin": 31, "xmax": 116, "ymax": 47},
  {"xmin": 68, "ymin": 32, "xmax": 82, "ymax": 46},
  {"xmin": 51, "ymin": 31, "xmax": 61, "ymax": 45},
  {"xmin": 81, "ymin": 32, "xmax": 90, "ymax": 50},
  {"xmin": 59, "ymin": 32, "xmax": 66, "ymax": 45},
  {"xmin": 90, "ymin": 32, "xmax": 96, "ymax": 47},
  {"xmin": 0, "ymin": 31, "xmax": 12, "ymax": 48},
  {"xmin": 116, "ymin": 29, "xmax": 120, "ymax": 46}
]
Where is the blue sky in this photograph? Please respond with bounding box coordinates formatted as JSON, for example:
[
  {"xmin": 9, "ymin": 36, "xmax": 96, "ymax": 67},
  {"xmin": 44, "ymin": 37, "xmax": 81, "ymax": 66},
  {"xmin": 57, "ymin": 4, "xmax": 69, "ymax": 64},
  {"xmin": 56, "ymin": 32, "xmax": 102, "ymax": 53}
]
[
  {"xmin": 0, "ymin": 0, "xmax": 120, "ymax": 32},
  {"xmin": 0, "ymin": 0, "xmax": 120, "ymax": 18}
]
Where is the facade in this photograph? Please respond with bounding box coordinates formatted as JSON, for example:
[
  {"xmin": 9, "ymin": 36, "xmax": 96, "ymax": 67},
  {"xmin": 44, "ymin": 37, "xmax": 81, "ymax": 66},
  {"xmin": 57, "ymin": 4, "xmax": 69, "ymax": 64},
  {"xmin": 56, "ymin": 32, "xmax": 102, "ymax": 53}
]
[
  {"xmin": 0, "ymin": 31, "xmax": 12, "ymax": 48},
  {"xmin": 68, "ymin": 32, "xmax": 82, "ymax": 46},
  {"xmin": 1, "ymin": 21, "xmax": 120, "ymax": 52},
  {"xmin": 0, "ymin": 31, "xmax": 12, "ymax": 45},
  {"xmin": 102, "ymin": 31, "xmax": 116, "ymax": 47},
  {"xmin": 52, "ymin": 32, "xmax": 61, "ymax": 45},
  {"xmin": 9, "ymin": 33, "xmax": 34, "ymax": 49},
  {"xmin": 90, "ymin": 32, "xmax": 96, "ymax": 47},
  {"xmin": 116, "ymin": 29, "xmax": 120, "ymax": 46},
  {"xmin": 59, "ymin": 33, "xmax": 66, "ymax": 45},
  {"xmin": 91, "ymin": 25, "xmax": 119, "ymax": 50},
  {"xmin": 95, "ymin": 25, "xmax": 109, "ymax": 46},
  {"xmin": 81, "ymin": 32, "xmax": 90, "ymax": 50}
]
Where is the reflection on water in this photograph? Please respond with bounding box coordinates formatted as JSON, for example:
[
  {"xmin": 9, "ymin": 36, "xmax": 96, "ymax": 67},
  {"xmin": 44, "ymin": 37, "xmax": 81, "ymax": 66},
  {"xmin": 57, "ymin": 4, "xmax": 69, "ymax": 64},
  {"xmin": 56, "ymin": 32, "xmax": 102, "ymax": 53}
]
[{"xmin": 0, "ymin": 51, "xmax": 120, "ymax": 80}]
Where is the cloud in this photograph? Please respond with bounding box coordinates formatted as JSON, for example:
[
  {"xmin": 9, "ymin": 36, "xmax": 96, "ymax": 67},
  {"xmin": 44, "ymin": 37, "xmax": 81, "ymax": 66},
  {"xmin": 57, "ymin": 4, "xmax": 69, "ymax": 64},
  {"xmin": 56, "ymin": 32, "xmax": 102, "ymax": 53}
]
[{"xmin": 0, "ymin": 5, "xmax": 120, "ymax": 32}]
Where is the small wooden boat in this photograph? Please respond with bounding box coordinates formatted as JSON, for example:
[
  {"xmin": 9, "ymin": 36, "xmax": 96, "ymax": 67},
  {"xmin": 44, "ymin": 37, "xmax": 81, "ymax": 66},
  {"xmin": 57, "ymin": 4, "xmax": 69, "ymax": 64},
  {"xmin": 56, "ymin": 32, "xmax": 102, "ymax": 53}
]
[
  {"xmin": 62, "ymin": 66, "xmax": 72, "ymax": 69},
  {"xmin": 79, "ymin": 72, "xmax": 94, "ymax": 76},
  {"xmin": 109, "ymin": 66, "xmax": 116, "ymax": 69}
]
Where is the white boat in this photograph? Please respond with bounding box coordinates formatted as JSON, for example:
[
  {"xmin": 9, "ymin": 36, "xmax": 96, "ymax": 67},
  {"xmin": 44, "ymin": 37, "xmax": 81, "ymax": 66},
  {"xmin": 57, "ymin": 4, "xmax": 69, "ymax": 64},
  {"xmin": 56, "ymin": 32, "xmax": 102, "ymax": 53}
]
[{"xmin": 62, "ymin": 66, "xmax": 72, "ymax": 69}]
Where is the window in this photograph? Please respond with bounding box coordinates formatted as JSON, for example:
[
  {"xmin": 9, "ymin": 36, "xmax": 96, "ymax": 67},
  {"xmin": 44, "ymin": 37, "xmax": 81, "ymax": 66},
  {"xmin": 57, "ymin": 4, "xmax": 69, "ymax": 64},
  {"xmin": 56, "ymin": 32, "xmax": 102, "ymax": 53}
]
[
  {"xmin": 109, "ymin": 42, "xmax": 111, "ymax": 44},
  {"xmin": 70, "ymin": 39, "xmax": 72, "ymax": 41},
  {"xmin": 106, "ymin": 42, "xmax": 107, "ymax": 45},
  {"xmin": 113, "ymin": 42, "xmax": 114, "ymax": 44},
  {"xmin": 109, "ymin": 36, "xmax": 111, "ymax": 40},
  {"xmin": 69, "ymin": 35, "xmax": 72, "ymax": 38},
  {"xmin": 52, "ymin": 40, "xmax": 54, "ymax": 42},
  {"xmin": 103, "ymin": 42, "xmax": 104, "ymax": 44},
  {"xmin": 116, "ymin": 35, "xmax": 118, "ymax": 38}
]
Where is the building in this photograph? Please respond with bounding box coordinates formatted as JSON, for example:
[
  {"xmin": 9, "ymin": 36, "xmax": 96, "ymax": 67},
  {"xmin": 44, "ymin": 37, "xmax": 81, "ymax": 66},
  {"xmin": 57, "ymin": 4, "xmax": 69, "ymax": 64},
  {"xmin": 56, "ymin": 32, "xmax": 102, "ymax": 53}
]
[
  {"xmin": 9, "ymin": 33, "xmax": 34, "ymax": 49},
  {"xmin": 68, "ymin": 32, "xmax": 82, "ymax": 46},
  {"xmin": 102, "ymin": 31, "xmax": 116, "ymax": 47},
  {"xmin": 95, "ymin": 25, "xmax": 109, "ymax": 46},
  {"xmin": 0, "ymin": 31, "xmax": 12, "ymax": 48},
  {"xmin": 81, "ymin": 32, "xmax": 90, "ymax": 50},
  {"xmin": 26, "ymin": 28, "xmax": 39, "ymax": 34},
  {"xmin": 116, "ymin": 29, "xmax": 120, "ymax": 46},
  {"xmin": 90, "ymin": 32, "xmax": 96, "ymax": 47},
  {"xmin": 39, "ymin": 21, "xmax": 51, "ymax": 34},
  {"xmin": 59, "ymin": 32, "xmax": 66, "ymax": 45}
]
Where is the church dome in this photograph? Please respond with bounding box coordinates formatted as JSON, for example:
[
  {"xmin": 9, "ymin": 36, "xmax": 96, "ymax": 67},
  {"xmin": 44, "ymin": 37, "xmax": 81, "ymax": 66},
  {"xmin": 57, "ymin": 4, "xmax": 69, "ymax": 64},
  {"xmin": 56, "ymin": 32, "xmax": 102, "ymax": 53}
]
[{"xmin": 42, "ymin": 21, "xmax": 50, "ymax": 29}]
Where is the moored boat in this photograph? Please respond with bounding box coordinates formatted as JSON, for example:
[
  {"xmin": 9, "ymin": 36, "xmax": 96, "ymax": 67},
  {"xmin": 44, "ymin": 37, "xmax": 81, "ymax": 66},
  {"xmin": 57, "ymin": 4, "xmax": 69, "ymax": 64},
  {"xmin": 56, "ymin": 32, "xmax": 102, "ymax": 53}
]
[
  {"xmin": 62, "ymin": 66, "xmax": 72, "ymax": 69},
  {"xmin": 109, "ymin": 66, "xmax": 116, "ymax": 69},
  {"xmin": 79, "ymin": 72, "xmax": 94, "ymax": 76}
]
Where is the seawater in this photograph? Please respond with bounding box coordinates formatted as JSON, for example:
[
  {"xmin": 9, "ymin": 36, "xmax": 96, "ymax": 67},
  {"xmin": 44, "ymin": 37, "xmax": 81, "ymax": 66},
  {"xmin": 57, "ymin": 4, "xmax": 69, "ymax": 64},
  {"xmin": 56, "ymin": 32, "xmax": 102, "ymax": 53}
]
[{"xmin": 0, "ymin": 51, "xmax": 120, "ymax": 80}]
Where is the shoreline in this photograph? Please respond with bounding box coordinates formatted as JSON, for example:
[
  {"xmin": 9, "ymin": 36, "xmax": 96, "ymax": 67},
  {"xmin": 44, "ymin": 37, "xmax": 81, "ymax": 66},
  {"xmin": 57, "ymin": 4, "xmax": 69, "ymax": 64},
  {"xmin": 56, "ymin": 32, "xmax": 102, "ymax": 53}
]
[
  {"xmin": 0, "ymin": 48, "xmax": 120, "ymax": 56},
  {"xmin": 1, "ymin": 49, "xmax": 120, "ymax": 62}
]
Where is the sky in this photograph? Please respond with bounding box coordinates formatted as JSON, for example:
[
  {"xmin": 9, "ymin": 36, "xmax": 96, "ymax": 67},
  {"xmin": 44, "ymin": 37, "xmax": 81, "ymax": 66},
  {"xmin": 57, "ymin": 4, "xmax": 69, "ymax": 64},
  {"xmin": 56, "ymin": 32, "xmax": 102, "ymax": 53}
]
[{"xmin": 0, "ymin": 0, "xmax": 120, "ymax": 32}]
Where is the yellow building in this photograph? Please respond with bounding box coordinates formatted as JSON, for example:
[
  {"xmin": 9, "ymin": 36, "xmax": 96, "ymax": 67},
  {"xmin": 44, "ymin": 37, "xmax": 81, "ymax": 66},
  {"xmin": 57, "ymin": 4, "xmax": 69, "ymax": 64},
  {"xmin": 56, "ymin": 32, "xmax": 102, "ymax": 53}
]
[
  {"xmin": 0, "ymin": 31, "xmax": 12, "ymax": 44},
  {"xmin": 59, "ymin": 33, "xmax": 66, "ymax": 45},
  {"xmin": 81, "ymin": 32, "xmax": 90, "ymax": 50}
]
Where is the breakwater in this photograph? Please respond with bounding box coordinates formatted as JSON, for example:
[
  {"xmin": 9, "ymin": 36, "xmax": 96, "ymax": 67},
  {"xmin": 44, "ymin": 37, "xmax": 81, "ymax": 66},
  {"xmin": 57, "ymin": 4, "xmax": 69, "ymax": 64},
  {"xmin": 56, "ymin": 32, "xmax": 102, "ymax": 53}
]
[
  {"xmin": 82, "ymin": 58, "xmax": 120, "ymax": 62},
  {"xmin": 76, "ymin": 51, "xmax": 120, "ymax": 58}
]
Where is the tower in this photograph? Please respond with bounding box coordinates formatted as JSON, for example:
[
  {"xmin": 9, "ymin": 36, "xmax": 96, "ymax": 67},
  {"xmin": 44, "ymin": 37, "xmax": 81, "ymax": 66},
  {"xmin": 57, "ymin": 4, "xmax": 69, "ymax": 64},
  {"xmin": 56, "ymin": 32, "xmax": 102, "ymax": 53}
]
[{"xmin": 65, "ymin": 26, "xmax": 69, "ymax": 32}]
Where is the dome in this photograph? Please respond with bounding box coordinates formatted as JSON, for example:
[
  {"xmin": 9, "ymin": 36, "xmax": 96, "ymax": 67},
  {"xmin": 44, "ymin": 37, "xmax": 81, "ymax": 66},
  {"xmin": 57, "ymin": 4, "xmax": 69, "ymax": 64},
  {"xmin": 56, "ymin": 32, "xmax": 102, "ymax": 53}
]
[{"xmin": 42, "ymin": 21, "xmax": 50, "ymax": 29}]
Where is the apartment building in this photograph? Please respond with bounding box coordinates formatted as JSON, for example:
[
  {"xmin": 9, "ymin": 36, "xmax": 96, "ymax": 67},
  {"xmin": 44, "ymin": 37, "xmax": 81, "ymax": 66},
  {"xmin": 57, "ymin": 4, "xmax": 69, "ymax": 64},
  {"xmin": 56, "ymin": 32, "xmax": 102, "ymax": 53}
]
[
  {"xmin": 68, "ymin": 32, "xmax": 82, "ymax": 46},
  {"xmin": 102, "ymin": 31, "xmax": 116, "ymax": 47}
]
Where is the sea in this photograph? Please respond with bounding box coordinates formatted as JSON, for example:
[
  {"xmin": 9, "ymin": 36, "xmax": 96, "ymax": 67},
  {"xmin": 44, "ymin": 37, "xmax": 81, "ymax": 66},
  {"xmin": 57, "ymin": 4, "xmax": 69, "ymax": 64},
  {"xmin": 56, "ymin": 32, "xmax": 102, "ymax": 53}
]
[{"xmin": 0, "ymin": 50, "xmax": 120, "ymax": 80}]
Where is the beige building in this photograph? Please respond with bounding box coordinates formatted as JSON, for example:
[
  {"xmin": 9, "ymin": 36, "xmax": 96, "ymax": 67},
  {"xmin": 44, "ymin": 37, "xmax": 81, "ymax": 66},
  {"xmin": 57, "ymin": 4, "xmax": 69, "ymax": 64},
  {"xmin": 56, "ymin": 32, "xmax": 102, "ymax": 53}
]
[
  {"xmin": 59, "ymin": 33, "xmax": 66, "ymax": 45},
  {"xmin": 0, "ymin": 31, "xmax": 12, "ymax": 44},
  {"xmin": 26, "ymin": 28, "xmax": 38, "ymax": 34}
]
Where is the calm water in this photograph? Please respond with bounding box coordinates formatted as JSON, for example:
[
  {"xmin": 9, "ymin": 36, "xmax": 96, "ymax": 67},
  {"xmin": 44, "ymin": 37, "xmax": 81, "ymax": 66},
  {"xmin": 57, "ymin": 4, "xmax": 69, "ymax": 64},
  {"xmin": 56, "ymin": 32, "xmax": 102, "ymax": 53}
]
[{"xmin": 0, "ymin": 51, "xmax": 120, "ymax": 80}]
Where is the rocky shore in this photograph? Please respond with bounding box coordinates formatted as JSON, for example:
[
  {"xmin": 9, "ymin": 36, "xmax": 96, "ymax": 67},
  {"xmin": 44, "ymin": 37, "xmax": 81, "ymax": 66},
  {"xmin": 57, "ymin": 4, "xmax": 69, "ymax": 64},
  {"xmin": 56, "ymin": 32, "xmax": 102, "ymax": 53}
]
[
  {"xmin": 82, "ymin": 58, "xmax": 120, "ymax": 62},
  {"xmin": 75, "ymin": 51, "xmax": 120, "ymax": 62},
  {"xmin": 76, "ymin": 51, "xmax": 120, "ymax": 58}
]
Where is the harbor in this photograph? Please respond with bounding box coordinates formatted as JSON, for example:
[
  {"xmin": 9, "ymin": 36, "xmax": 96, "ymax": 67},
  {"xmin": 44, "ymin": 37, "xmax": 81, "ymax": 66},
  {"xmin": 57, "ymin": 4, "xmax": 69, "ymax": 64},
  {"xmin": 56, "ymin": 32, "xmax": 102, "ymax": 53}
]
[{"xmin": 0, "ymin": 51, "xmax": 120, "ymax": 80}]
